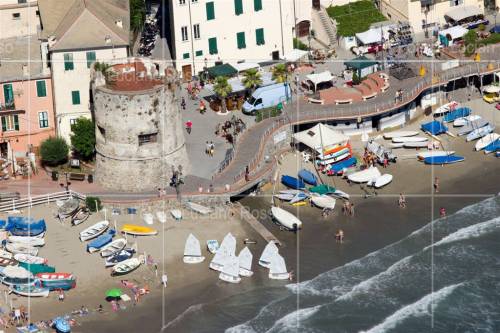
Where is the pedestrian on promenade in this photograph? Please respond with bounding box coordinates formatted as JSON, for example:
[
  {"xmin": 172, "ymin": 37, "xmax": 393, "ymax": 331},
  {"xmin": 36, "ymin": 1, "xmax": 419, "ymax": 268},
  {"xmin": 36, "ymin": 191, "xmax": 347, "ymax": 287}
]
[
  {"xmin": 181, "ymin": 97, "xmax": 186, "ymax": 110},
  {"xmin": 440, "ymin": 207, "xmax": 446, "ymax": 217},
  {"xmin": 161, "ymin": 274, "xmax": 168, "ymax": 288},
  {"xmin": 398, "ymin": 193, "xmax": 406, "ymax": 208},
  {"xmin": 350, "ymin": 203, "xmax": 355, "ymax": 216},
  {"xmin": 434, "ymin": 177, "xmax": 439, "ymax": 193},
  {"xmin": 335, "ymin": 229, "xmax": 344, "ymax": 243},
  {"xmin": 199, "ymin": 100, "xmax": 206, "ymax": 114},
  {"xmin": 209, "ymin": 141, "xmax": 215, "ymax": 156},
  {"xmin": 245, "ymin": 166, "xmax": 250, "ymax": 182},
  {"xmin": 205, "ymin": 141, "xmax": 209, "ymax": 155},
  {"xmin": 185, "ymin": 120, "xmax": 192, "ymax": 134}
]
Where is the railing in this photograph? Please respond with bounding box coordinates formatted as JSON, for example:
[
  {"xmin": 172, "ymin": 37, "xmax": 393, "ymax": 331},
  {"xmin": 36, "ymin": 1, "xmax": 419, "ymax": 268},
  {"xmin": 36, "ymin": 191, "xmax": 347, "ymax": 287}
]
[
  {"xmin": 0, "ymin": 102, "xmax": 16, "ymax": 112},
  {"xmin": 0, "ymin": 190, "xmax": 86, "ymax": 212}
]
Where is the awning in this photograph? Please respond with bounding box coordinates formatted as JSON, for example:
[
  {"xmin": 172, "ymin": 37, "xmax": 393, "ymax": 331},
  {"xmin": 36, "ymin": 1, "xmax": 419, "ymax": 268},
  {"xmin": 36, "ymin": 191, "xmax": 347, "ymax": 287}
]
[
  {"xmin": 306, "ymin": 71, "xmax": 333, "ymax": 88},
  {"xmin": 483, "ymin": 85, "xmax": 500, "ymax": 93},
  {"xmin": 281, "ymin": 49, "xmax": 308, "ymax": 62},
  {"xmin": 293, "ymin": 123, "xmax": 349, "ymax": 151},
  {"xmin": 445, "ymin": 5, "xmax": 482, "ymax": 22},
  {"xmin": 356, "ymin": 29, "xmax": 382, "ymax": 45},
  {"xmin": 206, "ymin": 64, "xmax": 237, "ymax": 78},
  {"xmin": 438, "ymin": 25, "xmax": 468, "ymax": 40},
  {"xmin": 344, "ymin": 56, "xmax": 378, "ymax": 70},
  {"xmin": 233, "ymin": 62, "xmax": 260, "ymax": 73}
]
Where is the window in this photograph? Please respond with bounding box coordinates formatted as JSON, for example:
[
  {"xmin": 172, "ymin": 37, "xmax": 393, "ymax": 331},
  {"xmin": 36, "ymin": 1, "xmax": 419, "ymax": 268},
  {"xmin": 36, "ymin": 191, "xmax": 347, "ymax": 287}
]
[
  {"xmin": 38, "ymin": 111, "xmax": 49, "ymax": 128},
  {"xmin": 181, "ymin": 26, "xmax": 188, "ymax": 41},
  {"xmin": 234, "ymin": 0, "xmax": 243, "ymax": 15},
  {"xmin": 254, "ymin": 0, "xmax": 262, "ymax": 11},
  {"xmin": 70, "ymin": 118, "xmax": 77, "ymax": 126},
  {"xmin": 208, "ymin": 37, "xmax": 218, "ymax": 54},
  {"xmin": 3, "ymin": 84, "xmax": 14, "ymax": 104},
  {"xmin": 183, "ymin": 52, "xmax": 190, "ymax": 59},
  {"xmin": 195, "ymin": 50, "xmax": 203, "ymax": 57},
  {"xmin": 236, "ymin": 32, "xmax": 246, "ymax": 49},
  {"xmin": 63, "ymin": 53, "xmax": 74, "ymax": 71},
  {"xmin": 450, "ymin": 0, "xmax": 463, "ymax": 6},
  {"xmin": 1, "ymin": 115, "xmax": 19, "ymax": 131},
  {"xmin": 206, "ymin": 2, "xmax": 215, "ymax": 20},
  {"xmin": 179, "ymin": 0, "xmax": 186, "ymax": 4},
  {"xmin": 36, "ymin": 10, "xmax": 40, "ymax": 16},
  {"xmin": 192, "ymin": 0, "xmax": 198, "ymax": 2},
  {"xmin": 138, "ymin": 133, "xmax": 158, "ymax": 145},
  {"xmin": 86, "ymin": 51, "xmax": 96, "ymax": 68},
  {"xmin": 12, "ymin": 13, "xmax": 20, "ymax": 20},
  {"xmin": 256, "ymin": 28, "xmax": 265, "ymax": 45},
  {"xmin": 193, "ymin": 24, "xmax": 200, "ymax": 39},
  {"xmin": 71, "ymin": 91, "xmax": 80, "ymax": 105},
  {"xmin": 18, "ymin": 0, "xmax": 27, "ymax": 3},
  {"xmin": 36, "ymin": 81, "xmax": 47, "ymax": 97}
]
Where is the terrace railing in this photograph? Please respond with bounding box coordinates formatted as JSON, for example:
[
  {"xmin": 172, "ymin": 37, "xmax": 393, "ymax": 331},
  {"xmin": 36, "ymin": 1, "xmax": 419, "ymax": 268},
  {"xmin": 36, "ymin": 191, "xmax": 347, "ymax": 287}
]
[{"xmin": 0, "ymin": 190, "xmax": 86, "ymax": 213}]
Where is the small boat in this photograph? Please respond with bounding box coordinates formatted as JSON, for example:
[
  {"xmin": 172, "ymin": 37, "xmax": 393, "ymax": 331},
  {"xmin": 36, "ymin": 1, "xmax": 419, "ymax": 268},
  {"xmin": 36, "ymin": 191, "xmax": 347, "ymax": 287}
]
[
  {"xmin": 279, "ymin": 189, "xmax": 302, "ymax": 195},
  {"xmin": 100, "ymin": 238, "xmax": 127, "ymax": 257},
  {"xmin": 331, "ymin": 189, "xmax": 350, "ymax": 200},
  {"xmin": 392, "ymin": 136, "xmax": 428, "ymax": 143},
  {"xmin": 298, "ymin": 169, "xmax": 317, "ymax": 185},
  {"xmin": 183, "ymin": 234, "xmax": 205, "ymax": 264},
  {"xmin": 259, "ymin": 241, "xmax": 279, "ymax": 268},
  {"xmin": 317, "ymin": 147, "xmax": 350, "ymax": 162},
  {"xmin": 210, "ymin": 233, "xmax": 237, "ymax": 271},
  {"xmin": 281, "ymin": 175, "xmax": 305, "ymax": 189},
  {"xmin": 466, "ymin": 124, "xmax": 495, "ymax": 141},
  {"xmin": 417, "ymin": 151, "xmax": 455, "ymax": 160},
  {"xmin": 79, "ymin": 220, "xmax": 109, "ymax": 242},
  {"xmin": 0, "ymin": 266, "xmax": 35, "ymax": 286},
  {"xmin": 348, "ymin": 167, "xmax": 381, "ymax": 183},
  {"xmin": 36, "ymin": 272, "xmax": 76, "ymax": 290},
  {"xmin": 238, "ymin": 247, "xmax": 254, "ymax": 277},
  {"xmin": 318, "ymin": 151, "xmax": 351, "ymax": 166},
  {"xmin": 186, "ymin": 202, "xmax": 212, "ymax": 215},
  {"xmin": 424, "ymin": 155, "xmax": 465, "ymax": 165},
  {"xmin": 383, "ymin": 130, "xmax": 419, "ymax": 139},
  {"xmin": 218, "ymin": 255, "xmax": 241, "ymax": 283},
  {"xmin": 310, "ymin": 194, "xmax": 336, "ymax": 209},
  {"xmin": 308, "ymin": 184, "xmax": 336, "ymax": 195},
  {"xmin": 0, "ymin": 257, "xmax": 17, "ymax": 267},
  {"xmin": 6, "ymin": 242, "xmax": 38, "ymax": 256},
  {"xmin": 421, "ymin": 120, "xmax": 448, "ymax": 135},
  {"xmin": 87, "ymin": 230, "xmax": 116, "ymax": 253},
  {"xmin": 289, "ymin": 192, "xmax": 309, "ymax": 204},
  {"xmin": 170, "ymin": 209, "xmax": 182, "ymax": 220},
  {"xmin": 274, "ymin": 193, "xmax": 295, "ymax": 201},
  {"xmin": 53, "ymin": 317, "xmax": 71, "ymax": 333},
  {"xmin": 453, "ymin": 115, "xmax": 481, "ymax": 127},
  {"xmin": 105, "ymin": 248, "xmax": 135, "ymax": 267},
  {"xmin": 270, "ymin": 207, "xmax": 303, "ymax": 230},
  {"xmin": 403, "ymin": 141, "xmax": 429, "ymax": 148},
  {"xmin": 372, "ymin": 174, "xmax": 393, "ymax": 188},
  {"xmin": 433, "ymin": 101, "xmax": 459, "ymax": 115},
  {"xmin": 389, "ymin": 143, "xmax": 405, "ymax": 149},
  {"xmin": 475, "ymin": 133, "xmax": 500, "ymax": 151},
  {"xmin": 14, "ymin": 254, "xmax": 47, "ymax": 265},
  {"xmin": 268, "ymin": 253, "xmax": 290, "ymax": 280},
  {"xmin": 71, "ymin": 207, "xmax": 90, "ymax": 226},
  {"xmin": 207, "ymin": 240, "xmax": 219, "ymax": 254},
  {"xmin": 8, "ymin": 235, "xmax": 45, "ymax": 247},
  {"xmin": 329, "ymin": 157, "xmax": 357, "ymax": 175},
  {"xmin": 121, "ymin": 224, "xmax": 158, "ymax": 236},
  {"xmin": 0, "ymin": 249, "xmax": 13, "ymax": 259},
  {"xmin": 366, "ymin": 140, "xmax": 397, "ymax": 164},
  {"xmin": 112, "ymin": 258, "xmax": 141, "ymax": 276},
  {"xmin": 57, "ymin": 198, "xmax": 80, "ymax": 220},
  {"xmin": 142, "ymin": 213, "xmax": 154, "ymax": 225},
  {"xmin": 443, "ymin": 107, "xmax": 471, "ymax": 123},
  {"xmin": 10, "ymin": 284, "xmax": 50, "ymax": 297},
  {"xmin": 457, "ymin": 119, "xmax": 489, "ymax": 136},
  {"xmin": 291, "ymin": 201, "xmax": 307, "ymax": 207},
  {"xmin": 484, "ymin": 139, "xmax": 500, "ymax": 154},
  {"xmin": 496, "ymin": 151, "xmax": 500, "ymax": 158},
  {"xmin": 156, "ymin": 211, "xmax": 167, "ymax": 223}
]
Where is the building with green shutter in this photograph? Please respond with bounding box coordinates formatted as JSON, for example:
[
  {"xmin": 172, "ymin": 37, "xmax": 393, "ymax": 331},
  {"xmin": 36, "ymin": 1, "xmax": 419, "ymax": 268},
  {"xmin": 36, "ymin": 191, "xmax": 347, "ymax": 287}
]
[{"xmin": 163, "ymin": 0, "xmax": 312, "ymax": 79}]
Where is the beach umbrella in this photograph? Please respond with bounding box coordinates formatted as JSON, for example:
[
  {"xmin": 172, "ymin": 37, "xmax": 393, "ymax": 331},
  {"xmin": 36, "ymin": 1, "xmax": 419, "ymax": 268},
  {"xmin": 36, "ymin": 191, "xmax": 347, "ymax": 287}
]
[{"xmin": 105, "ymin": 288, "xmax": 123, "ymax": 301}]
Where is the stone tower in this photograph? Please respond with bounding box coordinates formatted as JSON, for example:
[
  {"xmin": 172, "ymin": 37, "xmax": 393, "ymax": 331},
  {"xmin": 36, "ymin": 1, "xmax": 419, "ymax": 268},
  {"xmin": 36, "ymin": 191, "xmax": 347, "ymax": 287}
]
[{"xmin": 92, "ymin": 58, "xmax": 190, "ymax": 192}]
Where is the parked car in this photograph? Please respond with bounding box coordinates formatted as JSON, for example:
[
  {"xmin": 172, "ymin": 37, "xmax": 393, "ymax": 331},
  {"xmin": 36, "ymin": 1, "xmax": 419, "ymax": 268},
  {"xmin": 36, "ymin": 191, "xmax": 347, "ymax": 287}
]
[{"xmin": 242, "ymin": 83, "xmax": 292, "ymax": 115}]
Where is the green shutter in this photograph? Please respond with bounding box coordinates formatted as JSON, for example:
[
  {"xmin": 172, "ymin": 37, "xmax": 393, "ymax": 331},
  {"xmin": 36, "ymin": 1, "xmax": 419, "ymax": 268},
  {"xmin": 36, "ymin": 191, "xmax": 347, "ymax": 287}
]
[
  {"xmin": 206, "ymin": 2, "xmax": 215, "ymax": 20},
  {"xmin": 256, "ymin": 28, "xmax": 265, "ymax": 45},
  {"xmin": 13, "ymin": 115, "xmax": 19, "ymax": 131},
  {"xmin": 36, "ymin": 81, "xmax": 47, "ymax": 97},
  {"xmin": 237, "ymin": 32, "xmax": 246, "ymax": 49},
  {"xmin": 195, "ymin": 50, "xmax": 203, "ymax": 57},
  {"xmin": 64, "ymin": 53, "xmax": 74, "ymax": 70},
  {"xmin": 234, "ymin": 0, "xmax": 243, "ymax": 15},
  {"xmin": 183, "ymin": 52, "xmax": 190, "ymax": 59},
  {"xmin": 86, "ymin": 51, "xmax": 96, "ymax": 68},
  {"xmin": 1, "ymin": 117, "xmax": 6, "ymax": 132},
  {"xmin": 208, "ymin": 37, "xmax": 218, "ymax": 54},
  {"xmin": 71, "ymin": 91, "xmax": 80, "ymax": 105},
  {"xmin": 254, "ymin": 0, "xmax": 262, "ymax": 11},
  {"xmin": 3, "ymin": 84, "xmax": 13, "ymax": 104}
]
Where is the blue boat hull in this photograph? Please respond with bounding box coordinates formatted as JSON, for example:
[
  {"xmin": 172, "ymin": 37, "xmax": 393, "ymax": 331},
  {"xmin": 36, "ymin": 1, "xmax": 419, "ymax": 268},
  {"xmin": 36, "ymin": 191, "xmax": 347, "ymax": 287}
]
[
  {"xmin": 330, "ymin": 157, "xmax": 357, "ymax": 174},
  {"xmin": 281, "ymin": 175, "xmax": 305, "ymax": 189},
  {"xmin": 40, "ymin": 279, "xmax": 76, "ymax": 291},
  {"xmin": 298, "ymin": 169, "xmax": 317, "ymax": 185},
  {"xmin": 87, "ymin": 231, "xmax": 115, "ymax": 252},
  {"xmin": 424, "ymin": 155, "xmax": 465, "ymax": 164},
  {"xmin": 443, "ymin": 107, "xmax": 471, "ymax": 122},
  {"xmin": 484, "ymin": 139, "xmax": 500, "ymax": 154}
]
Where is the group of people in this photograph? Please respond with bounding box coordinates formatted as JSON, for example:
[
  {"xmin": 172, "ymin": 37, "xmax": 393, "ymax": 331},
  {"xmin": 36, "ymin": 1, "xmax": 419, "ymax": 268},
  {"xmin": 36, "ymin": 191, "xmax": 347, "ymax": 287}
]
[
  {"xmin": 394, "ymin": 89, "xmax": 404, "ymax": 103},
  {"xmin": 215, "ymin": 116, "xmax": 246, "ymax": 146},
  {"xmin": 362, "ymin": 149, "xmax": 379, "ymax": 168},
  {"xmin": 205, "ymin": 141, "xmax": 215, "ymax": 157},
  {"xmin": 342, "ymin": 201, "xmax": 355, "ymax": 216},
  {"xmin": 187, "ymin": 81, "xmax": 203, "ymax": 100}
]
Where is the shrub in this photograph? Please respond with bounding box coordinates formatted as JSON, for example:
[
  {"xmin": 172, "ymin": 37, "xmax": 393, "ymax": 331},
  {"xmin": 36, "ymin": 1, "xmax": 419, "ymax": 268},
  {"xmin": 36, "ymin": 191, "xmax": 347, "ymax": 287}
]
[
  {"xmin": 40, "ymin": 137, "xmax": 69, "ymax": 166},
  {"xmin": 293, "ymin": 38, "xmax": 309, "ymax": 51},
  {"xmin": 463, "ymin": 30, "xmax": 478, "ymax": 56},
  {"xmin": 70, "ymin": 117, "xmax": 96, "ymax": 161},
  {"xmin": 86, "ymin": 196, "xmax": 102, "ymax": 212},
  {"xmin": 327, "ymin": 1, "xmax": 386, "ymax": 36},
  {"xmin": 478, "ymin": 24, "xmax": 486, "ymax": 31}
]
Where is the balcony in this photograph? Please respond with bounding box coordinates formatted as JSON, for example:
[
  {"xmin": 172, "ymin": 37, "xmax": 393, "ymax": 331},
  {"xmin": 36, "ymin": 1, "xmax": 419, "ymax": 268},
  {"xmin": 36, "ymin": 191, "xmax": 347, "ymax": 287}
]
[{"xmin": 0, "ymin": 102, "xmax": 16, "ymax": 112}]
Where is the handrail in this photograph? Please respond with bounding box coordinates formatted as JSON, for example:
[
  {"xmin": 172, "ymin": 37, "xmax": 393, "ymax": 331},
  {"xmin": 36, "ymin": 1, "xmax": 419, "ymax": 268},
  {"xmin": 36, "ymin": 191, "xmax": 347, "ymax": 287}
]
[{"xmin": 0, "ymin": 190, "xmax": 86, "ymax": 212}]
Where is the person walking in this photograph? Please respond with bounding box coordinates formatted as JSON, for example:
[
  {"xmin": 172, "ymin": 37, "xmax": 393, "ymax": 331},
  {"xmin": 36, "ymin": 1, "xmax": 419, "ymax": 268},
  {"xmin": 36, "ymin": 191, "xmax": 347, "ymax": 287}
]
[
  {"xmin": 185, "ymin": 120, "xmax": 192, "ymax": 134},
  {"xmin": 398, "ymin": 193, "xmax": 406, "ymax": 208},
  {"xmin": 209, "ymin": 141, "xmax": 214, "ymax": 156},
  {"xmin": 434, "ymin": 177, "xmax": 439, "ymax": 193},
  {"xmin": 181, "ymin": 97, "xmax": 186, "ymax": 110},
  {"xmin": 245, "ymin": 165, "xmax": 250, "ymax": 182},
  {"xmin": 349, "ymin": 203, "xmax": 355, "ymax": 216},
  {"xmin": 161, "ymin": 274, "xmax": 168, "ymax": 288},
  {"xmin": 205, "ymin": 141, "xmax": 210, "ymax": 155}
]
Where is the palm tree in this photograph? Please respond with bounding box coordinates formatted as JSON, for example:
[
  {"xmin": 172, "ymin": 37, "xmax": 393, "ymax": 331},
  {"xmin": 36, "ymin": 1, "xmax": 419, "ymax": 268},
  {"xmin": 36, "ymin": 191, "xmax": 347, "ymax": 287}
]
[
  {"xmin": 242, "ymin": 68, "xmax": 262, "ymax": 92},
  {"xmin": 213, "ymin": 76, "xmax": 233, "ymax": 113},
  {"xmin": 271, "ymin": 63, "xmax": 288, "ymax": 83},
  {"xmin": 94, "ymin": 62, "xmax": 116, "ymax": 85},
  {"xmin": 130, "ymin": 0, "xmax": 146, "ymax": 33}
]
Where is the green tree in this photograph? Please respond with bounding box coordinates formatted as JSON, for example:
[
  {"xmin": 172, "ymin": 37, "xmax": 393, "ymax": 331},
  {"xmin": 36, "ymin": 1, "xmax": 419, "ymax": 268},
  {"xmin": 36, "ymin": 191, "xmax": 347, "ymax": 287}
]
[
  {"xmin": 213, "ymin": 76, "xmax": 233, "ymax": 113},
  {"xmin": 242, "ymin": 68, "xmax": 262, "ymax": 92},
  {"xmin": 130, "ymin": 0, "xmax": 146, "ymax": 33},
  {"xmin": 70, "ymin": 118, "xmax": 96, "ymax": 161},
  {"xmin": 463, "ymin": 30, "xmax": 477, "ymax": 56},
  {"xmin": 272, "ymin": 64, "xmax": 288, "ymax": 83},
  {"xmin": 40, "ymin": 137, "xmax": 69, "ymax": 166}
]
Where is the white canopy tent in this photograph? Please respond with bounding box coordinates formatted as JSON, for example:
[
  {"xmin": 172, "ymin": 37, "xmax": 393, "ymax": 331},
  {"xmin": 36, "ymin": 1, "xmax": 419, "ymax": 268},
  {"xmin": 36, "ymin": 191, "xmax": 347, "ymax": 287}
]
[
  {"xmin": 445, "ymin": 5, "xmax": 482, "ymax": 22},
  {"xmin": 281, "ymin": 48, "xmax": 308, "ymax": 62},
  {"xmin": 293, "ymin": 123, "xmax": 349, "ymax": 152},
  {"xmin": 233, "ymin": 62, "xmax": 260, "ymax": 74},
  {"xmin": 355, "ymin": 25, "xmax": 395, "ymax": 45},
  {"xmin": 205, "ymin": 72, "xmax": 275, "ymax": 93},
  {"xmin": 305, "ymin": 71, "xmax": 334, "ymax": 91},
  {"xmin": 439, "ymin": 26, "xmax": 468, "ymax": 41}
]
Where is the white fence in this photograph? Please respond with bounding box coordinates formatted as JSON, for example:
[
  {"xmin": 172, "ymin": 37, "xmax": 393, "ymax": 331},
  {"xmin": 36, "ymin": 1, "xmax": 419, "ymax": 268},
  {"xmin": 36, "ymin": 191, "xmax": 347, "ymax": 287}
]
[{"xmin": 0, "ymin": 190, "xmax": 87, "ymax": 213}]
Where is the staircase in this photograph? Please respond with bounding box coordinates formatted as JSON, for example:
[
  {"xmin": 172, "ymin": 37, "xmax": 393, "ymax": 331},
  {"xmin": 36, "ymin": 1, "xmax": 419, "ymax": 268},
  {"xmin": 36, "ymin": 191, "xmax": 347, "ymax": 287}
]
[{"xmin": 317, "ymin": 7, "xmax": 337, "ymax": 46}]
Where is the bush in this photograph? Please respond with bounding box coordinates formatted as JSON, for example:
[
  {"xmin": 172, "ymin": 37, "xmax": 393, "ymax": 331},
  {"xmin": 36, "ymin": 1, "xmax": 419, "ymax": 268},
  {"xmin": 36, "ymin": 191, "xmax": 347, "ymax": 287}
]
[
  {"xmin": 463, "ymin": 30, "xmax": 478, "ymax": 56},
  {"xmin": 86, "ymin": 196, "xmax": 102, "ymax": 212},
  {"xmin": 70, "ymin": 117, "xmax": 96, "ymax": 161},
  {"xmin": 40, "ymin": 137, "xmax": 69, "ymax": 166},
  {"xmin": 327, "ymin": 1, "xmax": 386, "ymax": 36},
  {"xmin": 478, "ymin": 24, "xmax": 486, "ymax": 31},
  {"xmin": 293, "ymin": 38, "xmax": 309, "ymax": 51}
]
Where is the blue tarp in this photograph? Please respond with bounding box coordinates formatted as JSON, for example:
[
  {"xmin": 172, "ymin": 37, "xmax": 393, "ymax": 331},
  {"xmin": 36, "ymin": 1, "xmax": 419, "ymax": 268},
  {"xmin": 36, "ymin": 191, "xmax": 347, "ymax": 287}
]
[
  {"xmin": 7, "ymin": 216, "xmax": 46, "ymax": 236},
  {"xmin": 281, "ymin": 175, "xmax": 305, "ymax": 189},
  {"xmin": 421, "ymin": 120, "xmax": 448, "ymax": 135},
  {"xmin": 87, "ymin": 229, "xmax": 116, "ymax": 252},
  {"xmin": 443, "ymin": 107, "xmax": 471, "ymax": 122}
]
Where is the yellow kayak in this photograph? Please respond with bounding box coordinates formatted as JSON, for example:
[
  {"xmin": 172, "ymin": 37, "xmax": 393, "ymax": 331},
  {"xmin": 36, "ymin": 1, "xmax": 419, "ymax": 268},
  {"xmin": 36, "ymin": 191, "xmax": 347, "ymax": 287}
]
[
  {"xmin": 291, "ymin": 201, "xmax": 307, "ymax": 207},
  {"xmin": 121, "ymin": 224, "xmax": 158, "ymax": 236}
]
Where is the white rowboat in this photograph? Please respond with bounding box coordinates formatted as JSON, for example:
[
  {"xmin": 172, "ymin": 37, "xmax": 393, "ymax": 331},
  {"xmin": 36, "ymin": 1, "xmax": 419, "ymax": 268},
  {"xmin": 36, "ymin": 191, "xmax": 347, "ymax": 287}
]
[
  {"xmin": 100, "ymin": 238, "xmax": 127, "ymax": 257},
  {"xmin": 112, "ymin": 258, "xmax": 141, "ymax": 275},
  {"xmin": 403, "ymin": 141, "xmax": 429, "ymax": 148},
  {"xmin": 383, "ymin": 131, "xmax": 419, "ymax": 139},
  {"xmin": 310, "ymin": 194, "xmax": 336, "ymax": 209},
  {"xmin": 348, "ymin": 167, "xmax": 381, "ymax": 183},
  {"xmin": 270, "ymin": 207, "xmax": 303, "ymax": 230},
  {"xmin": 156, "ymin": 211, "xmax": 167, "ymax": 223},
  {"xmin": 5, "ymin": 243, "xmax": 38, "ymax": 256},
  {"xmin": 170, "ymin": 209, "xmax": 182, "ymax": 220},
  {"xmin": 79, "ymin": 220, "xmax": 109, "ymax": 242},
  {"xmin": 8, "ymin": 236, "xmax": 45, "ymax": 247},
  {"xmin": 475, "ymin": 133, "xmax": 500, "ymax": 151},
  {"xmin": 392, "ymin": 136, "xmax": 428, "ymax": 143},
  {"xmin": 14, "ymin": 253, "xmax": 47, "ymax": 265}
]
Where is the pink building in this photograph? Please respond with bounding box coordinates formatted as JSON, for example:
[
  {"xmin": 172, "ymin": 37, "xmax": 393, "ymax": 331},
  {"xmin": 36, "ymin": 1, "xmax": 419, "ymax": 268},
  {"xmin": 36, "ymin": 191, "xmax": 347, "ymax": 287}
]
[{"xmin": 0, "ymin": 36, "xmax": 55, "ymax": 177}]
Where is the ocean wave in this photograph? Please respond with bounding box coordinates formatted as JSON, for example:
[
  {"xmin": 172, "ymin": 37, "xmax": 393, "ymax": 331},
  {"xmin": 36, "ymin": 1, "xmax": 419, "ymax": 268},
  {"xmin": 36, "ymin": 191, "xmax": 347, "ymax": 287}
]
[
  {"xmin": 359, "ymin": 283, "xmax": 463, "ymax": 333},
  {"xmin": 265, "ymin": 306, "xmax": 321, "ymax": 333},
  {"xmin": 161, "ymin": 303, "xmax": 204, "ymax": 331},
  {"xmin": 424, "ymin": 217, "xmax": 500, "ymax": 251}
]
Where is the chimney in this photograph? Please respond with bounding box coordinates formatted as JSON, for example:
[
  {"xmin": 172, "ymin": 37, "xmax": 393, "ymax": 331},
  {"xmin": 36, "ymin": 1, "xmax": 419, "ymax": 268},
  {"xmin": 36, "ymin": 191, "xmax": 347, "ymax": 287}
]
[
  {"xmin": 115, "ymin": 19, "xmax": 123, "ymax": 28},
  {"xmin": 22, "ymin": 64, "xmax": 29, "ymax": 76}
]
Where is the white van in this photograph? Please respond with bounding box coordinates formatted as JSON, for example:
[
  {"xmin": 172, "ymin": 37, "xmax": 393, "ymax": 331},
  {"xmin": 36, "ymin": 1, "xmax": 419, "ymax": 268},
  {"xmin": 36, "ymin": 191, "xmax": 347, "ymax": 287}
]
[{"xmin": 242, "ymin": 83, "xmax": 291, "ymax": 115}]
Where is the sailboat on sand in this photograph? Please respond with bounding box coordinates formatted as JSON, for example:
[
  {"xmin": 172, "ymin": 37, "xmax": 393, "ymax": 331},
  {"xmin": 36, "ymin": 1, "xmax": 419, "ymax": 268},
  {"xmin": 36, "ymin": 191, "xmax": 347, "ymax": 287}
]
[{"xmin": 183, "ymin": 234, "xmax": 205, "ymax": 264}]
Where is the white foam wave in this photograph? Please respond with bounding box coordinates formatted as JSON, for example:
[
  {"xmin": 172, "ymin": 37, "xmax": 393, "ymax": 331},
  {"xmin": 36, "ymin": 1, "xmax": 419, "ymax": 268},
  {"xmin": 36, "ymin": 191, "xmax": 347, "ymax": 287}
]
[
  {"xmin": 264, "ymin": 306, "xmax": 321, "ymax": 333},
  {"xmin": 225, "ymin": 324, "xmax": 258, "ymax": 333},
  {"xmin": 424, "ymin": 217, "xmax": 500, "ymax": 251},
  {"xmin": 161, "ymin": 303, "xmax": 204, "ymax": 331},
  {"xmin": 359, "ymin": 283, "xmax": 463, "ymax": 333}
]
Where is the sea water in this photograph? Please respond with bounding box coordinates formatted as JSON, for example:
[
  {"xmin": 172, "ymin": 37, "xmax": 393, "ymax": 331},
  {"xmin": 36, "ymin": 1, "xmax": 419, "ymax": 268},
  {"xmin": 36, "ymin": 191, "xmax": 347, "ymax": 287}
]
[{"xmin": 164, "ymin": 195, "xmax": 500, "ymax": 333}]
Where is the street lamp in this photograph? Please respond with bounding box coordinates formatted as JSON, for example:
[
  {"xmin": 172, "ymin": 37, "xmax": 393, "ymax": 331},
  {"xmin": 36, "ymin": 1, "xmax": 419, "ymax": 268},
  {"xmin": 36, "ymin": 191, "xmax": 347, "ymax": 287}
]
[
  {"xmin": 494, "ymin": 6, "xmax": 499, "ymax": 28},
  {"xmin": 423, "ymin": 6, "xmax": 430, "ymax": 39}
]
